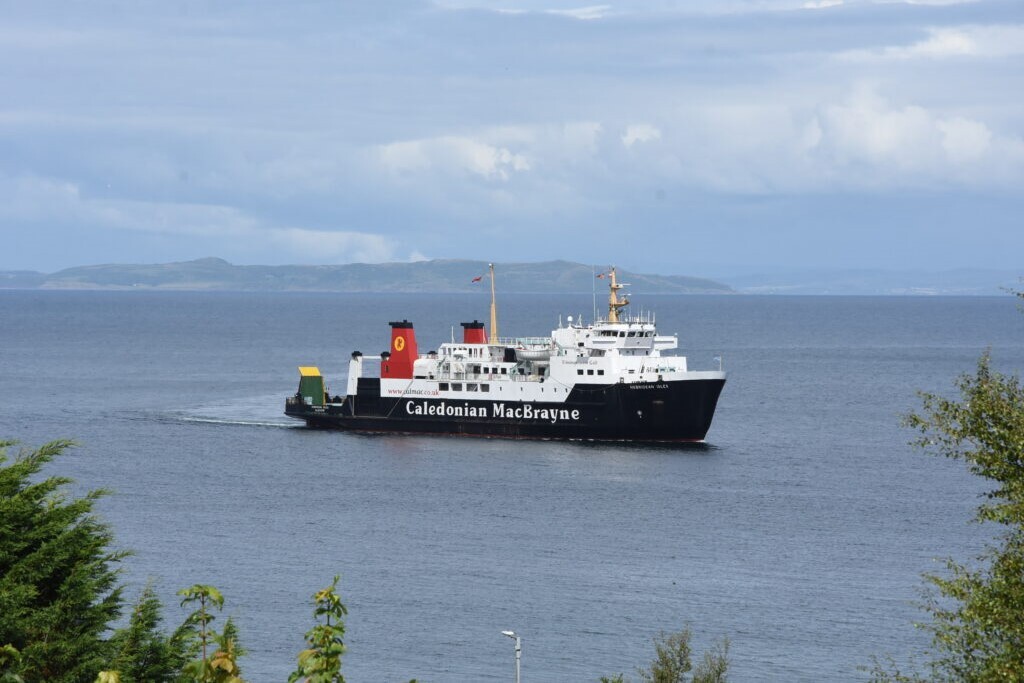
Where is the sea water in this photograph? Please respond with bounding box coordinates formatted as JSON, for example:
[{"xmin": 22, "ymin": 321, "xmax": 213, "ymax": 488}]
[{"xmin": 1, "ymin": 291, "xmax": 1022, "ymax": 681}]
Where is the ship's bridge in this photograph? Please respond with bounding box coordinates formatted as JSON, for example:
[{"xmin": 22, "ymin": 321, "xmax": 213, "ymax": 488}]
[{"xmin": 551, "ymin": 316, "xmax": 678, "ymax": 357}]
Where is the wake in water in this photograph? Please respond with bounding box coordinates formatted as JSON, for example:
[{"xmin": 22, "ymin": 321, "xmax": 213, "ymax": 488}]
[
  {"xmin": 175, "ymin": 415, "xmax": 296, "ymax": 429},
  {"xmin": 162, "ymin": 392, "xmax": 298, "ymax": 429}
]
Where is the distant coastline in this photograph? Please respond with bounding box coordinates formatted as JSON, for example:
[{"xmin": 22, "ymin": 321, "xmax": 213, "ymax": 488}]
[
  {"xmin": 1, "ymin": 258, "xmax": 1017, "ymax": 295},
  {"xmin": 0, "ymin": 258, "xmax": 732, "ymax": 294}
]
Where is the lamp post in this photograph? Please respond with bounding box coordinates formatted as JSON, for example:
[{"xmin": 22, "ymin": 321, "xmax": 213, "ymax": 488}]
[{"xmin": 501, "ymin": 630, "xmax": 521, "ymax": 683}]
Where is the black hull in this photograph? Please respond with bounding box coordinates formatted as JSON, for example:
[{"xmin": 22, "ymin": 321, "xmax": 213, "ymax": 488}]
[{"xmin": 285, "ymin": 379, "xmax": 725, "ymax": 442}]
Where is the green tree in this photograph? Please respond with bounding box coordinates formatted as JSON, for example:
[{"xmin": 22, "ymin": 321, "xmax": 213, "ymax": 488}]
[
  {"xmin": 289, "ymin": 575, "xmax": 348, "ymax": 683},
  {"xmin": 1, "ymin": 645, "xmax": 25, "ymax": 683},
  {"xmin": 691, "ymin": 638, "xmax": 729, "ymax": 683},
  {"xmin": 602, "ymin": 628, "xmax": 729, "ymax": 683},
  {"xmin": 873, "ymin": 340, "xmax": 1024, "ymax": 681},
  {"xmin": 639, "ymin": 629, "xmax": 693, "ymax": 683},
  {"xmin": 103, "ymin": 584, "xmax": 190, "ymax": 683},
  {"xmin": 176, "ymin": 585, "xmax": 246, "ymax": 683},
  {"xmin": 204, "ymin": 616, "xmax": 246, "ymax": 683},
  {"xmin": 0, "ymin": 439, "xmax": 125, "ymax": 683}
]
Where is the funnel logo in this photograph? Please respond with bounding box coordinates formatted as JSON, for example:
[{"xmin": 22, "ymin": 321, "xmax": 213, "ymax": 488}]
[{"xmin": 394, "ymin": 336, "xmax": 406, "ymax": 352}]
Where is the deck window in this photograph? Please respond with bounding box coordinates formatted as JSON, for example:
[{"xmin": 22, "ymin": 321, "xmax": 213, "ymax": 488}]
[
  {"xmin": 467, "ymin": 383, "xmax": 478, "ymax": 392},
  {"xmin": 439, "ymin": 382, "xmax": 450, "ymax": 391},
  {"xmin": 481, "ymin": 384, "xmax": 490, "ymax": 392},
  {"xmin": 451, "ymin": 383, "xmax": 463, "ymax": 391}
]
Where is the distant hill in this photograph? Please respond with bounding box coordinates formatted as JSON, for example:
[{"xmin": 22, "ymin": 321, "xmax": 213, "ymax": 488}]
[
  {"xmin": 723, "ymin": 268, "xmax": 1022, "ymax": 295},
  {"xmin": 0, "ymin": 258, "xmax": 733, "ymax": 294}
]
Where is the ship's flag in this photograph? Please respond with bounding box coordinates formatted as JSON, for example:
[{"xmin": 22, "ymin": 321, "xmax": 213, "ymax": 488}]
[
  {"xmin": 596, "ymin": 273, "xmax": 607, "ymax": 279},
  {"xmin": 471, "ymin": 275, "xmax": 483, "ymax": 283}
]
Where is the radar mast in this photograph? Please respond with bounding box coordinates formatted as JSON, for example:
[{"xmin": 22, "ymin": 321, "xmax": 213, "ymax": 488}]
[
  {"xmin": 488, "ymin": 262, "xmax": 499, "ymax": 343},
  {"xmin": 607, "ymin": 266, "xmax": 629, "ymax": 323}
]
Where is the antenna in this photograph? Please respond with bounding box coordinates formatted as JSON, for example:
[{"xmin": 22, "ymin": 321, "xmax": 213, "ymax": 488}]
[{"xmin": 591, "ymin": 264, "xmax": 597, "ymax": 324}]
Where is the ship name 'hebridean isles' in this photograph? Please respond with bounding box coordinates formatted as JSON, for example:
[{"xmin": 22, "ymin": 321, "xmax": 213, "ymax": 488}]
[{"xmin": 404, "ymin": 400, "xmax": 581, "ymax": 424}]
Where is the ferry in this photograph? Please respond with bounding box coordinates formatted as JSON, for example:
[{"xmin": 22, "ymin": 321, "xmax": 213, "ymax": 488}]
[{"xmin": 285, "ymin": 266, "xmax": 726, "ymax": 442}]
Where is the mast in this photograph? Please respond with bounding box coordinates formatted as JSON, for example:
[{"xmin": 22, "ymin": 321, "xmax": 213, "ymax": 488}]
[
  {"xmin": 489, "ymin": 262, "xmax": 499, "ymax": 343},
  {"xmin": 607, "ymin": 265, "xmax": 629, "ymax": 323}
]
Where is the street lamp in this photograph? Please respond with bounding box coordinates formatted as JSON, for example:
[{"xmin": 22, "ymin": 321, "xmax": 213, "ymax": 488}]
[{"xmin": 501, "ymin": 630, "xmax": 521, "ymax": 683}]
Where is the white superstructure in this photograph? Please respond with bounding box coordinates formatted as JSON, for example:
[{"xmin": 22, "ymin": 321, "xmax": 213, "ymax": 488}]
[{"xmin": 345, "ymin": 267, "xmax": 723, "ymax": 405}]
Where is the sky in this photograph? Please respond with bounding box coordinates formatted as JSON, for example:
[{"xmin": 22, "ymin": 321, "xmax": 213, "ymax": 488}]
[{"xmin": 1, "ymin": 0, "xmax": 1022, "ymax": 277}]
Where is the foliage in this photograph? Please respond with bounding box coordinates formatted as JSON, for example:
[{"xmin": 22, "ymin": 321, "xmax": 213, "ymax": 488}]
[
  {"xmin": 691, "ymin": 638, "xmax": 729, "ymax": 683},
  {"xmin": 176, "ymin": 585, "xmax": 247, "ymax": 683},
  {"xmin": 906, "ymin": 353, "xmax": 1024, "ymax": 528},
  {"xmin": 0, "ymin": 439, "xmax": 125, "ymax": 683},
  {"xmin": 638, "ymin": 629, "xmax": 693, "ymax": 683},
  {"xmin": 103, "ymin": 584, "xmax": 190, "ymax": 683},
  {"xmin": 204, "ymin": 617, "xmax": 246, "ymax": 683},
  {"xmin": 602, "ymin": 628, "xmax": 729, "ymax": 683},
  {"xmin": 289, "ymin": 575, "xmax": 348, "ymax": 683},
  {"xmin": 873, "ymin": 344, "xmax": 1024, "ymax": 681},
  {"xmin": 1, "ymin": 645, "xmax": 25, "ymax": 683}
]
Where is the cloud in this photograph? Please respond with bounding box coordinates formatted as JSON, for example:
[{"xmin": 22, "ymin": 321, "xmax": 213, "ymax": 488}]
[
  {"xmin": 622, "ymin": 124, "xmax": 662, "ymax": 148},
  {"xmin": 884, "ymin": 0, "xmax": 978, "ymax": 5},
  {"xmin": 377, "ymin": 136, "xmax": 530, "ymax": 181},
  {"xmin": 649, "ymin": 88, "xmax": 1022, "ymax": 192},
  {"xmin": 546, "ymin": 5, "xmax": 612, "ymax": 20},
  {"xmin": 0, "ymin": 172, "xmax": 403, "ymax": 264},
  {"xmin": 3, "ymin": 0, "xmax": 1023, "ymax": 272},
  {"xmin": 367, "ymin": 86, "xmax": 1023, "ymax": 204},
  {"xmin": 807, "ymin": 87, "xmax": 1023, "ymax": 187},
  {"xmin": 268, "ymin": 228, "xmax": 397, "ymax": 263},
  {"xmin": 839, "ymin": 25, "xmax": 1024, "ymax": 61},
  {"xmin": 936, "ymin": 117, "xmax": 992, "ymax": 164}
]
